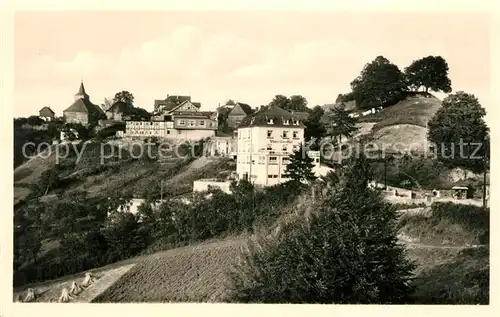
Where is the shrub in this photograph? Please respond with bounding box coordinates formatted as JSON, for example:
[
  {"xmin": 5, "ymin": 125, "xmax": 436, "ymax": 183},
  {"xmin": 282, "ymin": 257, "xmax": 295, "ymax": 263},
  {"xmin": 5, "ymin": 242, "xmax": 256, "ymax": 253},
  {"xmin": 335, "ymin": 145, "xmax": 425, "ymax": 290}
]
[{"xmin": 227, "ymin": 155, "xmax": 416, "ymax": 303}]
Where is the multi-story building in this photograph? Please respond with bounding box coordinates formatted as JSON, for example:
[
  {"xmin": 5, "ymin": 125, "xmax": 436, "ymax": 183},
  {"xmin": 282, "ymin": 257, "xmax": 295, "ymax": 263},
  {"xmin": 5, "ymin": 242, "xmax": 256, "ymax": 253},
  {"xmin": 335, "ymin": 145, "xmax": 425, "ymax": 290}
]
[
  {"xmin": 236, "ymin": 105, "xmax": 318, "ymax": 186},
  {"xmin": 121, "ymin": 96, "xmax": 218, "ymax": 141}
]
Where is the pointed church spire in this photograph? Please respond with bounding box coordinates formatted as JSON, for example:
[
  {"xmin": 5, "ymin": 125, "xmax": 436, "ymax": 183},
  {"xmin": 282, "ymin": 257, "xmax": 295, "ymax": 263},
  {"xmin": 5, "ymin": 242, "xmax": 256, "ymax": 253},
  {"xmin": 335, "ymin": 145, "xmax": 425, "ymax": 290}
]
[{"xmin": 74, "ymin": 80, "xmax": 89, "ymax": 101}]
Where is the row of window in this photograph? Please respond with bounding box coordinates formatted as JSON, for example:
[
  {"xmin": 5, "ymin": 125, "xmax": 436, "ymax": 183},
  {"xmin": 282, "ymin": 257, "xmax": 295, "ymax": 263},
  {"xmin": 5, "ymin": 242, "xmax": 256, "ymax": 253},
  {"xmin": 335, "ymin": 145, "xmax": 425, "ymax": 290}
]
[
  {"xmin": 266, "ymin": 119, "xmax": 300, "ymax": 125},
  {"xmin": 267, "ymin": 130, "xmax": 299, "ymax": 139},
  {"xmin": 238, "ymin": 130, "xmax": 301, "ymax": 139},
  {"xmin": 125, "ymin": 130, "xmax": 182, "ymax": 135}
]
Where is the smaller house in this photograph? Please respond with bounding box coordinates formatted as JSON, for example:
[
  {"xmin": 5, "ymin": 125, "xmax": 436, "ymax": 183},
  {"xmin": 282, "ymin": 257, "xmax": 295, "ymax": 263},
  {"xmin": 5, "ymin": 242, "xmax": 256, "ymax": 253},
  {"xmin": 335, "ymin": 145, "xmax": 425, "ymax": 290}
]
[
  {"xmin": 39, "ymin": 106, "xmax": 55, "ymax": 121},
  {"xmin": 227, "ymin": 102, "xmax": 253, "ymax": 128},
  {"xmin": 290, "ymin": 111, "xmax": 309, "ymax": 121},
  {"xmin": 106, "ymin": 101, "xmax": 133, "ymax": 121}
]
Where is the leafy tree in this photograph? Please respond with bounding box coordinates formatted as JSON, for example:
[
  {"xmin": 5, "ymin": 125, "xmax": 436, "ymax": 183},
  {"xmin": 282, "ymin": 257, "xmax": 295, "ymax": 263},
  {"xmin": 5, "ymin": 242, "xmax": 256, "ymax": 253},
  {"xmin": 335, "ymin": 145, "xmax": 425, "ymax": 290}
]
[
  {"xmin": 26, "ymin": 115, "xmax": 45, "ymax": 126},
  {"xmin": 351, "ymin": 56, "xmax": 407, "ymax": 109},
  {"xmin": 304, "ymin": 105, "xmax": 326, "ymax": 142},
  {"xmin": 427, "ymin": 91, "xmax": 489, "ymax": 173},
  {"xmin": 228, "ymin": 155, "xmax": 416, "ymax": 303},
  {"xmin": 268, "ymin": 94, "xmax": 290, "ymax": 109},
  {"xmin": 282, "ymin": 144, "xmax": 317, "ymax": 185},
  {"xmin": 268, "ymin": 94, "xmax": 309, "ymax": 112},
  {"xmin": 404, "ymin": 56, "xmax": 452, "ymax": 93},
  {"xmin": 288, "ymin": 95, "xmax": 309, "ymax": 112},
  {"xmin": 100, "ymin": 97, "xmax": 114, "ymax": 112},
  {"xmin": 326, "ymin": 104, "xmax": 359, "ymax": 144},
  {"xmin": 113, "ymin": 90, "xmax": 135, "ymax": 105}
]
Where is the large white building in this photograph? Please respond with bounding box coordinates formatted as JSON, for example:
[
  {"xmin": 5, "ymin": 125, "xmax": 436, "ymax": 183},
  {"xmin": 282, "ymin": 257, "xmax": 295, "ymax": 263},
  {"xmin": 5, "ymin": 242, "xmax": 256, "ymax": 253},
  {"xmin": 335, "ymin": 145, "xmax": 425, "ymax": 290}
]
[
  {"xmin": 236, "ymin": 106, "xmax": 320, "ymax": 186},
  {"xmin": 120, "ymin": 97, "xmax": 218, "ymax": 141}
]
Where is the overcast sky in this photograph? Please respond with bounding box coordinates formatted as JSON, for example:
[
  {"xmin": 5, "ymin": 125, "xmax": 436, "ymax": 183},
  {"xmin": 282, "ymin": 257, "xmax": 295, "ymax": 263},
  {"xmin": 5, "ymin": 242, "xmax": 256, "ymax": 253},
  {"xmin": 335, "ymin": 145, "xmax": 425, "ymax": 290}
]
[{"xmin": 14, "ymin": 11, "xmax": 490, "ymax": 119}]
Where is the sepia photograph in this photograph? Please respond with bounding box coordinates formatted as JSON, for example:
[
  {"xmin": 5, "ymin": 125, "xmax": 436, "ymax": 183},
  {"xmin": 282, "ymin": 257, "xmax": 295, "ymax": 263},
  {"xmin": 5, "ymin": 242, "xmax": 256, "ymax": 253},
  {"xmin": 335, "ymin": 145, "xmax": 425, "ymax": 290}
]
[{"xmin": 7, "ymin": 3, "xmax": 492, "ymax": 309}]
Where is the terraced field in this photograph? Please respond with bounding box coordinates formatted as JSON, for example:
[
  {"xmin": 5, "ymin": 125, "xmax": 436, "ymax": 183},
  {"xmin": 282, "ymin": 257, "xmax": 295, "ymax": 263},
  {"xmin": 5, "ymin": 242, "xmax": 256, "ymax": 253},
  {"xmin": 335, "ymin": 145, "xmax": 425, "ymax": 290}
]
[{"xmin": 93, "ymin": 237, "xmax": 246, "ymax": 302}]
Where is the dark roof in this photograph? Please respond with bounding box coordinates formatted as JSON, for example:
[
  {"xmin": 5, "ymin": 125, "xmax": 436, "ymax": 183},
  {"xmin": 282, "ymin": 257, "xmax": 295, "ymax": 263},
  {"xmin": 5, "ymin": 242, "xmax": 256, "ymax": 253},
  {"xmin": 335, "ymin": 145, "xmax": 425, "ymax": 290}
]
[
  {"xmin": 108, "ymin": 101, "xmax": 133, "ymax": 113},
  {"xmin": 39, "ymin": 106, "xmax": 55, "ymax": 115},
  {"xmin": 192, "ymin": 102, "xmax": 201, "ymax": 108},
  {"xmin": 154, "ymin": 95, "xmax": 192, "ymax": 112},
  {"xmin": 291, "ymin": 111, "xmax": 309, "ymax": 120},
  {"xmin": 75, "ymin": 82, "xmax": 89, "ymax": 99},
  {"xmin": 229, "ymin": 102, "xmax": 253, "ymax": 116},
  {"xmin": 238, "ymin": 105, "xmax": 305, "ymax": 128},
  {"xmin": 63, "ymin": 98, "xmax": 102, "ymax": 115}
]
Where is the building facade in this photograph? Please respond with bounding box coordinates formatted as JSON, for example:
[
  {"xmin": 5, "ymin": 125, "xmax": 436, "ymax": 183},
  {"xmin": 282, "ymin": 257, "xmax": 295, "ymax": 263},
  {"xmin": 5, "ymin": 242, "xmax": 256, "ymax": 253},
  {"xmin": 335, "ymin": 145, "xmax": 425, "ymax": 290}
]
[
  {"xmin": 39, "ymin": 106, "xmax": 55, "ymax": 121},
  {"xmin": 121, "ymin": 97, "xmax": 217, "ymax": 141},
  {"xmin": 236, "ymin": 105, "xmax": 318, "ymax": 186}
]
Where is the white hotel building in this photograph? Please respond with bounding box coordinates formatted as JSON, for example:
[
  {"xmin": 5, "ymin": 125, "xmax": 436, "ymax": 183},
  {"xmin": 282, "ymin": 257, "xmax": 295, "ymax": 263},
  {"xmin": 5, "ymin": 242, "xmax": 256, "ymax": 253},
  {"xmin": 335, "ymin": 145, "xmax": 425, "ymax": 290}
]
[{"xmin": 236, "ymin": 106, "xmax": 321, "ymax": 186}]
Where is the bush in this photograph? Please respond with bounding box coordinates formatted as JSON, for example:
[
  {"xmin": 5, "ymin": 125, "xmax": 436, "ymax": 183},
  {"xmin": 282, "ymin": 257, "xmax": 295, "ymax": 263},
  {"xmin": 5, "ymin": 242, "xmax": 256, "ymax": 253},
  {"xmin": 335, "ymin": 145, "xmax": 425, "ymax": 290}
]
[{"xmin": 227, "ymin": 156, "xmax": 416, "ymax": 303}]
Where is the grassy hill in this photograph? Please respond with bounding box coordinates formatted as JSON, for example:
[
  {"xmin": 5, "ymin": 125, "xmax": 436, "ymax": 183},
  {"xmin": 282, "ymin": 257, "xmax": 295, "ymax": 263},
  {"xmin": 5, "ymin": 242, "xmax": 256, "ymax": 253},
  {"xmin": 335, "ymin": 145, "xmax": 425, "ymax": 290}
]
[{"xmin": 356, "ymin": 94, "xmax": 442, "ymax": 152}]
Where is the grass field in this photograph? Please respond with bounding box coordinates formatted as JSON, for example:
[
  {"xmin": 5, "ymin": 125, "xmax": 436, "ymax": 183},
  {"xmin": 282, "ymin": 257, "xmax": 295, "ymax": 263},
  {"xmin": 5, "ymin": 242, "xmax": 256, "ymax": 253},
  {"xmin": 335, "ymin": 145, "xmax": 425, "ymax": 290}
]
[{"xmin": 93, "ymin": 237, "xmax": 247, "ymax": 302}]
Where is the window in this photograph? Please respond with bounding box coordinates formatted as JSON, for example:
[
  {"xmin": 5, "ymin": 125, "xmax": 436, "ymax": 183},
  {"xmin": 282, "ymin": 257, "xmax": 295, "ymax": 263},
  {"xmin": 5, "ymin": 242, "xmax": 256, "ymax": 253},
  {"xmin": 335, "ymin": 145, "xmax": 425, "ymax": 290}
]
[
  {"xmin": 282, "ymin": 131, "xmax": 289, "ymax": 138},
  {"xmin": 200, "ymin": 120, "xmax": 205, "ymax": 126},
  {"xmin": 268, "ymin": 119, "xmax": 274, "ymax": 124},
  {"xmin": 282, "ymin": 145, "xmax": 287, "ymax": 152},
  {"xmin": 293, "ymin": 145, "xmax": 299, "ymax": 151},
  {"xmin": 179, "ymin": 120, "xmax": 185, "ymax": 125},
  {"xmin": 267, "ymin": 144, "xmax": 272, "ymax": 151},
  {"xmin": 267, "ymin": 130, "xmax": 273, "ymax": 138},
  {"xmin": 282, "ymin": 157, "xmax": 290, "ymax": 164},
  {"xmin": 273, "ymin": 175, "xmax": 278, "ymax": 178},
  {"xmin": 293, "ymin": 131, "xmax": 298, "ymax": 138},
  {"xmin": 167, "ymin": 130, "xmax": 170, "ymax": 134},
  {"xmin": 269, "ymin": 156, "xmax": 278, "ymax": 165},
  {"xmin": 268, "ymin": 174, "xmax": 273, "ymax": 178},
  {"xmin": 315, "ymin": 158, "xmax": 320, "ymax": 163},
  {"xmin": 188, "ymin": 120, "xmax": 195, "ymax": 127},
  {"xmin": 284, "ymin": 119, "xmax": 290, "ymax": 125},
  {"xmin": 293, "ymin": 120, "xmax": 299, "ymax": 125}
]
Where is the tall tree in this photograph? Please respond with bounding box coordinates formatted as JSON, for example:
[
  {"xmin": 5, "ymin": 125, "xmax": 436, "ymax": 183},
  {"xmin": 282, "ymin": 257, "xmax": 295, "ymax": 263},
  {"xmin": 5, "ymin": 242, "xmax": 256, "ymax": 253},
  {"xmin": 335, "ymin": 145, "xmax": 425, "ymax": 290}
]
[
  {"xmin": 268, "ymin": 95, "xmax": 290, "ymax": 109},
  {"xmin": 304, "ymin": 105, "xmax": 326, "ymax": 142},
  {"xmin": 228, "ymin": 154, "xmax": 416, "ymax": 304},
  {"xmin": 351, "ymin": 56, "xmax": 407, "ymax": 109},
  {"xmin": 427, "ymin": 91, "xmax": 489, "ymax": 173},
  {"xmin": 282, "ymin": 144, "xmax": 317, "ymax": 185},
  {"xmin": 326, "ymin": 104, "xmax": 359, "ymax": 144},
  {"xmin": 288, "ymin": 95, "xmax": 309, "ymax": 112},
  {"xmin": 268, "ymin": 94, "xmax": 309, "ymax": 112},
  {"xmin": 113, "ymin": 91, "xmax": 135, "ymax": 105},
  {"xmin": 404, "ymin": 56, "xmax": 452, "ymax": 93}
]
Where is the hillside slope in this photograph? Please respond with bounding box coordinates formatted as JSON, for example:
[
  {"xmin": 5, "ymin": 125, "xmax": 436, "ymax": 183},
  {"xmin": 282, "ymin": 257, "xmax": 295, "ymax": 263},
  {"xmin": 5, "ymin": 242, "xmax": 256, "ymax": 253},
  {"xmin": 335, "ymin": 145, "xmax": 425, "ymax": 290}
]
[
  {"xmin": 358, "ymin": 95, "xmax": 442, "ymax": 151},
  {"xmin": 14, "ymin": 141, "xmax": 236, "ymax": 205}
]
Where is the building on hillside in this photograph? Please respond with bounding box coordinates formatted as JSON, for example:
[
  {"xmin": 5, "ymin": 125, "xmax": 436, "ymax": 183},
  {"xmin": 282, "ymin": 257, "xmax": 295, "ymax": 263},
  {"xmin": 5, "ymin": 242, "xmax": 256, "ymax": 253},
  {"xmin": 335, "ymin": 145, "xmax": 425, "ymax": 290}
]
[
  {"xmin": 122, "ymin": 96, "xmax": 217, "ymax": 141},
  {"xmin": 193, "ymin": 179, "xmax": 232, "ymax": 195},
  {"xmin": 39, "ymin": 106, "xmax": 55, "ymax": 121},
  {"xmin": 290, "ymin": 111, "xmax": 309, "ymax": 121},
  {"xmin": 227, "ymin": 102, "xmax": 253, "ymax": 128},
  {"xmin": 106, "ymin": 101, "xmax": 133, "ymax": 121},
  {"xmin": 208, "ymin": 132, "xmax": 237, "ymax": 157},
  {"xmin": 236, "ymin": 105, "xmax": 319, "ymax": 186},
  {"xmin": 63, "ymin": 81, "xmax": 105, "ymax": 125}
]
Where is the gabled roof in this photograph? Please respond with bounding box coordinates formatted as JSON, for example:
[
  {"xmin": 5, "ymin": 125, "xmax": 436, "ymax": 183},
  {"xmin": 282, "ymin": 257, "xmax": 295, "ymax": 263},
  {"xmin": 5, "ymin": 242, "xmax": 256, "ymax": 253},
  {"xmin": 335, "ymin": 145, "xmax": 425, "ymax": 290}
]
[
  {"xmin": 108, "ymin": 101, "xmax": 133, "ymax": 113},
  {"xmin": 238, "ymin": 105, "xmax": 305, "ymax": 128},
  {"xmin": 39, "ymin": 106, "xmax": 55, "ymax": 115},
  {"xmin": 63, "ymin": 98, "xmax": 102, "ymax": 115},
  {"xmin": 229, "ymin": 102, "xmax": 252, "ymax": 116},
  {"xmin": 154, "ymin": 95, "xmax": 192, "ymax": 112}
]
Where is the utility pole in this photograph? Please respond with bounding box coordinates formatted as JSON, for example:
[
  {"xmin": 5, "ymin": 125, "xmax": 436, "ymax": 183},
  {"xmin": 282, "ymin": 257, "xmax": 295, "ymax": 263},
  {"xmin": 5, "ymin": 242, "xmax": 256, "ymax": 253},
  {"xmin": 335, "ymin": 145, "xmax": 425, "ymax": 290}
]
[{"xmin": 482, "ymin": 136, "xmax": 489, "ymax": 209}]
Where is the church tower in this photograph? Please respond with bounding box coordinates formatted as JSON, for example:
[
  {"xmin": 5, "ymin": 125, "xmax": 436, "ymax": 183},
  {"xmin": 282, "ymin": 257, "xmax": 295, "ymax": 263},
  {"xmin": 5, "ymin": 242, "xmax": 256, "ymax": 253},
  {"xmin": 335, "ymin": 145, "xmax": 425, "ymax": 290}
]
[{"xmin": 74, "ymin": 81, "xmax": 89, "ymax": 101}]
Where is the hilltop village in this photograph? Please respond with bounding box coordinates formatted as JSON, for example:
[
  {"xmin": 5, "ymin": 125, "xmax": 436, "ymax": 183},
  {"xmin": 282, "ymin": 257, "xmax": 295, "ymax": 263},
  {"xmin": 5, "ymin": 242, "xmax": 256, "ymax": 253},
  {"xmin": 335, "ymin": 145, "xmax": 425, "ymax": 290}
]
[{"xmin": 13, "ymin": 54, "xmax": 490, "ymax": 305}]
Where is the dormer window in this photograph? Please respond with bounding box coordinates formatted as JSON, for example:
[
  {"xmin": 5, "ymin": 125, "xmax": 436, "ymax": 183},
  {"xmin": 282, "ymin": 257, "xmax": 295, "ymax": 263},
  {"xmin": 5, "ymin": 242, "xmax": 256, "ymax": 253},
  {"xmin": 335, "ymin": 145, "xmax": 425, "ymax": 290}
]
[
  {"xmin": 293, "ymin": 120, "xmax": 299, "ymax": 125},
  {"xmin": 282, "ymin": 131, "xmax": 289, "ymax": 138},
  {"xmin": 268, "ymin": 118, "xmax": 274, "ymax": 124},
  {"xmin": 267, "ymin": 130, "xmax": 273, "ymax": 138},
  {"xmin": 284, "ymin": 119, "xmax": 290, "ymax": 125}
]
